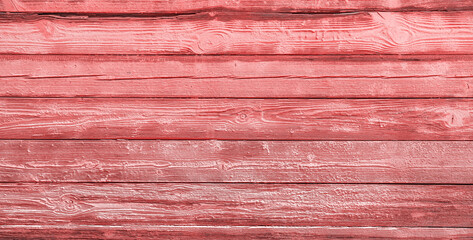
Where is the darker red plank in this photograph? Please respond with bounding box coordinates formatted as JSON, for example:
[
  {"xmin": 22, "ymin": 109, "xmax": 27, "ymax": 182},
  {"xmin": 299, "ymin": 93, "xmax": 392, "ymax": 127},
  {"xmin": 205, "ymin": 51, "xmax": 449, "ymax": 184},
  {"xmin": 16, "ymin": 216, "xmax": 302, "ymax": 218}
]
[
  {"xmin": 0, "ymin": 184, "xmax": 472, "ymax": 227},
  {"xmin": 2, "ymin": 0, "xmax": 473, "ymax": 13},
  {"xmin": 3, "ymin": 12, "xmax": 473, "ymax": 55},
  {"xmin": 1, "ymin": 140, "xmax": 473, "ymax": 184},
  {"xmin": 0, "ymin": 98, "xmax": 472, "ymax": 140},
  {"xmin": 1, "ymin": 55, "xmax": 472, "ymax": 98},
  {"xmin": 1, "ymin": 226, "xmax": 472, "ymax": 239}
]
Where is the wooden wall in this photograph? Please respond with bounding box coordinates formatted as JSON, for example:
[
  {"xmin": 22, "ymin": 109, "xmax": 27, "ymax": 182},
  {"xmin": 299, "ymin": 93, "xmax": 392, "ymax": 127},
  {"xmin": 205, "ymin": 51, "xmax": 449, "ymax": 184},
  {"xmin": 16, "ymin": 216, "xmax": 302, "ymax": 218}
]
[{"xmin": 0, "ymin": 0, "xmax": 472, "ymax": 239}]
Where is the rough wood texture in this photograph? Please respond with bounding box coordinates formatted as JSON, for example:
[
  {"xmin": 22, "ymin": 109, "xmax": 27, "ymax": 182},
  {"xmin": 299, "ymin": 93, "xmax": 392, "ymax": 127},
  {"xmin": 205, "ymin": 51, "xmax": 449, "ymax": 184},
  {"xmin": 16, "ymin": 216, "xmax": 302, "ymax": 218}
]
[
  {"xmin": 2, "ymin": 0, "xmax": 473, "ymax": 13},
  {"xmin": 1, "ymin": 226, "xmax": 472, "ymax": 239},
  {"xmin": 1, "ymin": 140, "xmax": 473, "ymax": 184},
  {"xmin": 1, "ymin": 184, "xmax": 472, "ymax": 227},
  {"xmin": 2, "ymin": 1, "xmax": 473, "ymax": 237},
  {"xmin": 3, "ymin": 12, "xmax": 473, "ymax": 55},
  {"xmin": 1, "ymin": 55, "xmax": 473, "ymax": 98},
  {"xmin": 1, "ymin": 98, "xmax": 472, "ymax": 140}
]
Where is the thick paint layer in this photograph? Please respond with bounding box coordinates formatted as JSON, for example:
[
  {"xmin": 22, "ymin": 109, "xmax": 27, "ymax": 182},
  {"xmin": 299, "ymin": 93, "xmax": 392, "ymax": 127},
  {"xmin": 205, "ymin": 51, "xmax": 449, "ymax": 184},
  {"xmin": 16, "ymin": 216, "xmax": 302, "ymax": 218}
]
[{"xmin": 1, "ymin": 1, "xmax": 472, "ymax": 236}]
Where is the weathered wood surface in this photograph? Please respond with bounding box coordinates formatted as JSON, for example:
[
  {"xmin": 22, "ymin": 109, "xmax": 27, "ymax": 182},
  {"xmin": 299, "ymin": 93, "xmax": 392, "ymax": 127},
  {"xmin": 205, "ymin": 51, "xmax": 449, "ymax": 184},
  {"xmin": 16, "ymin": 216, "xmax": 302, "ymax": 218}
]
[
  {"xmin": 1, "ymin": 98, "xmax": 472, "ymax": 140},
  {"xmin": 1, "ymin": 0, "xmax": 473, "ymax": 237},
  {"xmin": 2, "ymin": 0, "xmax": 473, "ymax": 14},
  {"xmin": 0, "ymin": 184, "xmax": 472, "ymax": 227},
  {"xmin": 1, "ymin": 226, "xmax": 472, "ymax": 239},
  {"xmin": 3, "ymin": 12, "xmax": 473, "ymax": 55},
  {"xmin": 1, "ymin": 140, "xmax": 473, "ymax": 184},
  {"xmin": 1, "ymin": 55, "xmax": 473, "ymax": 98}
]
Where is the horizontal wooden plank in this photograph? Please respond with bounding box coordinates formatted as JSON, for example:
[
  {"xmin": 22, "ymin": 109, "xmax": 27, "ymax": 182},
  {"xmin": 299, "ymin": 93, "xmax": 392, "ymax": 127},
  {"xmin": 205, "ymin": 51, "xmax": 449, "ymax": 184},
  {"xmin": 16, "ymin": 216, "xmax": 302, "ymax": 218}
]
[
  {"xmin": 1, "ymin": 98, "xmax": 472, "ymax": 140},
  {"xmin": 1, "ymin": 140, "xmax": 473, "ymax": 184},
  {"xmin": 2, "ymin": 0, "xmax": 473, "ymax": 14},
  {"xmin": 1, "ymin": 226, "xmax": 472, "ymax": 239},
  {"xmin": 0, "ymin": 184, "xmax": 472, "ymax": 227},
  {"xmin": 1, "ymin": 55, "xmax": 473, "ymax": 98},
  {"xmin": 3, "ymin": 12, "xmax": 473, "ymax": 55}
]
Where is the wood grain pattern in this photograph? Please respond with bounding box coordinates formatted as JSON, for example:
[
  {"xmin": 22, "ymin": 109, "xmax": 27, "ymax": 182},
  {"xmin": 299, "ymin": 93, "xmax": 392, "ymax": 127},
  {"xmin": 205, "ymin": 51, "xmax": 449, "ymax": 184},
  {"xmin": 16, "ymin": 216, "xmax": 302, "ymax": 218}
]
[
  {"xmin": 2, "ymin": 1, "xmax": 473, "ymax": 237},
  {"xmin": 2, "ymin": 0, "xmax": 473, "ymax": 14},
  {"xmin": 1, "ymin": 55, "xmax": 473, "ymax": 98},
  {"xmin": 1, "ymin": 226, "xmax": 472, "ymax": 239},
  {"xmin": 1, "ymin": 184, "xmax": 472, "ymax": 227},
  {"xmin": 1, "ymin": 98, "xmax": 472, "ymax": 140},
  {"xmin": 3, "ymin": 12, "xmax": 473, "ymax": 55},
  {"xmin": 1, "ymin": 140, "xmax": 473, "ymax": 184}
]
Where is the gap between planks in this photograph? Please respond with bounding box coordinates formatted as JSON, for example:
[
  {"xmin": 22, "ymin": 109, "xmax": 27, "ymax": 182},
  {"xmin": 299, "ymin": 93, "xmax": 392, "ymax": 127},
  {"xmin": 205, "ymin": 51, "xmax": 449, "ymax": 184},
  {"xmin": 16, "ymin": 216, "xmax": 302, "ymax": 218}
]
[
  {"xmin": 1, "ymin": 225, "xmax": 472, "ymax": 239},
  {"xmin": 0, "ymin": 182, "xmax": 472, "ymax": 185},
  {"xmin": 2, "ymin": 0, "xmax": 473, "ymax": 14}
]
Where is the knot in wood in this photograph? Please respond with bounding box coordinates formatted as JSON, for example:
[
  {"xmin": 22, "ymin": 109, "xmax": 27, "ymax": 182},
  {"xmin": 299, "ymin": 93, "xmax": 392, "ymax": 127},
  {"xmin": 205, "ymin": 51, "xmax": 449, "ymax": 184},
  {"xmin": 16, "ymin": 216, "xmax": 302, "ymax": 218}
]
[
  {"xmin": 196, "ymin": 31, "xmax": 229, "ymax": 54},
  {"xmin": 372, "ymin": 12, "xmax": 413, "ymax": 45},
  {"xmin": 235, "ymin": 109, "xmax": 251, "ymax": 123},
  {"xmin": 53, "ymin": 194, "xmax": 83, "ymax": 215},
  {"xmin": 36, "ymin": 19, "xmax": 58, "ymax": 40}
]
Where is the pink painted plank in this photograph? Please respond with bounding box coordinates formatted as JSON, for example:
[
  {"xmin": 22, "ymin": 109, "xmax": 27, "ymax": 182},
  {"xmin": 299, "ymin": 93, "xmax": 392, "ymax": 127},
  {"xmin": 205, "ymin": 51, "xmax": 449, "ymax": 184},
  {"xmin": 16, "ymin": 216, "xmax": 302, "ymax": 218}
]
[
  {"xmin": 1, "ymin": 184, "xmax": 472, "ymax": 227},
  {"xmin": 2, "ymin": 0, "xmax": 473, "ymax": 13},
  {"xmin": 1, "ymin": 98, "xmax": 472, "ymax": 140},
  {"xmin": 1, "ymin": 140, "xmax": 473, "ymax": 184},
  {"xmin": 1, "ymin": 55, "xmax": 472, "ymax": 98},
  {"xmin": 0, "ymin": 225, "xmax": 472, "ymax": 239},
  {"xmin": 3, "ymin": 12, "xmax": 473, "ymax": 55}
]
